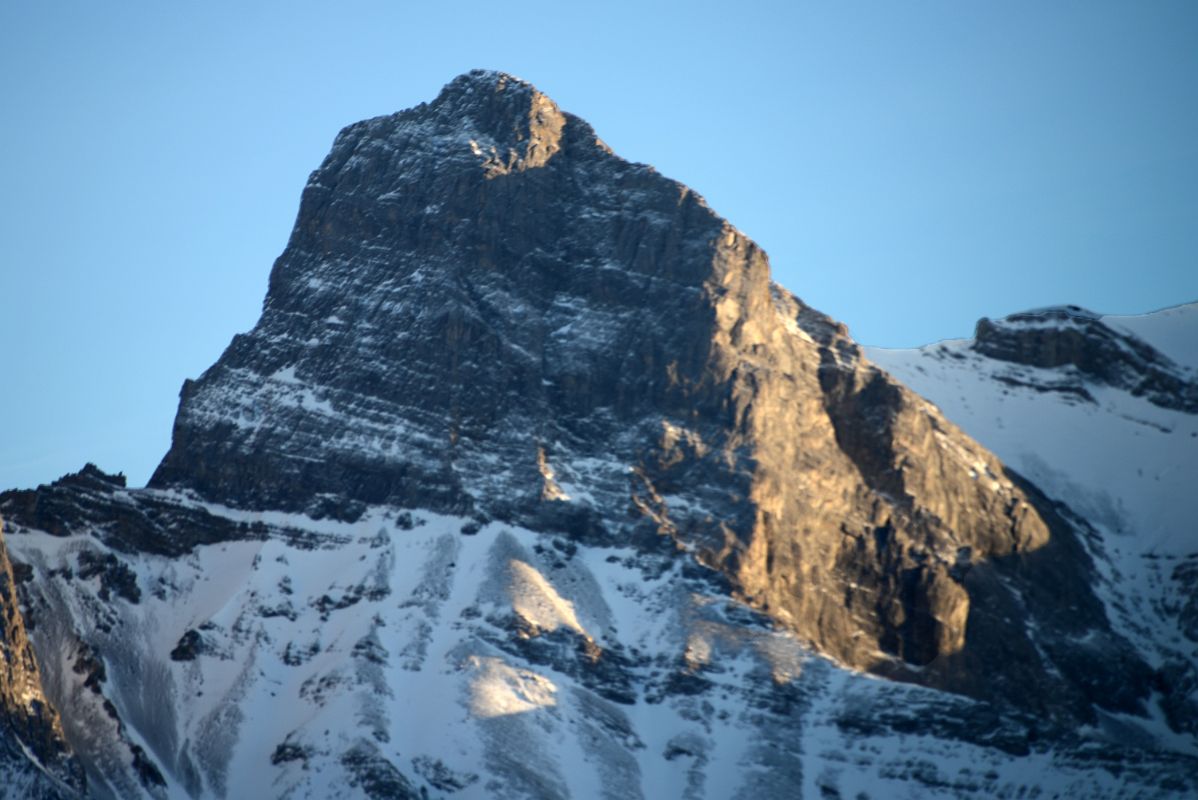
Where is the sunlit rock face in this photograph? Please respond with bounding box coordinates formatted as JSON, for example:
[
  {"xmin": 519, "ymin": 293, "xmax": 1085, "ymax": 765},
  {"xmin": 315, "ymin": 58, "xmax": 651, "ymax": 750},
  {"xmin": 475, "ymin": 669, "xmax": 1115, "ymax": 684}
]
[
  {"xmin": 0, "ymin": 524, "xmax": 84, "ymax": 798},
  {"xmin": 1, "ymin": 72, "xmax": 1195, "ymax": 798}
]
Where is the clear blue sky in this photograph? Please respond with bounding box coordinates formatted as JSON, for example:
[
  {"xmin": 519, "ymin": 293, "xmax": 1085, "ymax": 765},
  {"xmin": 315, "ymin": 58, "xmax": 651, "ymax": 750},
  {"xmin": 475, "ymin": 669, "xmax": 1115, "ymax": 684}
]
[{"xmin": 3, "ymin": 1, "xmax": 1196, "ymax": 491}]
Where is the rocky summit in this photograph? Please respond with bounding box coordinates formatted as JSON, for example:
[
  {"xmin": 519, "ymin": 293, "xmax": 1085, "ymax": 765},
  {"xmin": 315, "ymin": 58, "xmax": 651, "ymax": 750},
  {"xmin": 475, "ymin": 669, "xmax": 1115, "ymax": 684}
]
[{"xmin": 2, "ymin": 71, "xmax": 1196, "ymax": 799}]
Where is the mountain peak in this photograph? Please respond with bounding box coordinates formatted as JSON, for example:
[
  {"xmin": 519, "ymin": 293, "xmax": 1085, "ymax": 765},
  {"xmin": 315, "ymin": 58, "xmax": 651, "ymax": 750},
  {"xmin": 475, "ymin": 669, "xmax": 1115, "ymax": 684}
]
[
  {"xmin": 2, "ymin": 73, "xmax": 1194, "ymax": 798},
  {"xmin": 439, "ymin": 68, "xmax": 533, "ymax": 95},
  {"xmin": 431, "ymin": 68, "xmax": 548, "ymax": 120},
  {"xmin": 143, "ymin": 73, "xmax": 1152, "ymax": 726},
  {"xmin": 397, "ymin": 68, "xmax": 571, "ymax": 177}
]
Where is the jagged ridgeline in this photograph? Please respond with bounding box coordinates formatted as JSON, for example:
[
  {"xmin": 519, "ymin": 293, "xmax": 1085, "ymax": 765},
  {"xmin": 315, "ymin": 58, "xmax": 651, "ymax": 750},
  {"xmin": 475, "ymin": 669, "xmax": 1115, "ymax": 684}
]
[{"xmin": 1, "ymin": 71, "xmax": 1193, "ymax": 799}]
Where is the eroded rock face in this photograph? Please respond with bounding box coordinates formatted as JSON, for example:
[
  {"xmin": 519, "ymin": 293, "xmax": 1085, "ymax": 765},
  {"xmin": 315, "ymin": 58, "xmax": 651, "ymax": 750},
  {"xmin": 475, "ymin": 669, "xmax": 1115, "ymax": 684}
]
[
  {"xmin": 141, "ymin": 70, "xmax": 1146, "ymax": 719},
  {"xmin": 0, "ymin": 522, "xmax": 84, "ymax": 798}
]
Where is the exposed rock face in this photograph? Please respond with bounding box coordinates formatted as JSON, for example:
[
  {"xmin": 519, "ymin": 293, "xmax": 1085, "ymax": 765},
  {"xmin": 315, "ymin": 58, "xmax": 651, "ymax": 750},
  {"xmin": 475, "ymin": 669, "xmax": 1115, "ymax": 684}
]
[
  {"xmin": 973, "ymin": 305, "xmax": 1198, "ymax": 412},
  {"xmin": 0, "ymin": 522, "xmax": 83, "ymax": 798}
]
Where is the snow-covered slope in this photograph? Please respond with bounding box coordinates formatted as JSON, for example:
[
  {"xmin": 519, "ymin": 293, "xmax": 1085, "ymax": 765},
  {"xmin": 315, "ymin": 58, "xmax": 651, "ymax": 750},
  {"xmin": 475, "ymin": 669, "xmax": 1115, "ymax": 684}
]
[
  {"xmin": 1106, "ymin": 302, "xmax": 1198, "ymax": 372},
  {"xmin": 5, "ymin": 491, "xmax": 1193, "ymax": 799}
]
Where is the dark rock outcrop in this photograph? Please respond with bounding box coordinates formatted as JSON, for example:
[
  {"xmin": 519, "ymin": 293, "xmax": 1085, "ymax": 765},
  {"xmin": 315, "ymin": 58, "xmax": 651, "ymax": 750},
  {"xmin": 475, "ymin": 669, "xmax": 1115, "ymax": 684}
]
[
  {"xmin": 0, "ymin": 464, "xmax": 334, "ymax": 558},
  {"xmin": 973, "ymin": 305, "xmax": 1198, "ymax": 412}
]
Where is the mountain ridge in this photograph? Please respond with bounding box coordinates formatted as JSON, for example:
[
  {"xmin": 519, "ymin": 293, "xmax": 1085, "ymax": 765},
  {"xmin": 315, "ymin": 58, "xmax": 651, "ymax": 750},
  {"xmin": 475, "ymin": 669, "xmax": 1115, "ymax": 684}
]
[{"xmin": 1, "ymin": 71, "xmax": 1194, "ymax": 798}]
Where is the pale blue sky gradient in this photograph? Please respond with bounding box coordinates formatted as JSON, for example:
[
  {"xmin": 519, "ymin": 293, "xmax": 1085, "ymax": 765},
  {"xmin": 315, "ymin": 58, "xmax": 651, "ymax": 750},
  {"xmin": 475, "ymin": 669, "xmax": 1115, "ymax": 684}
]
[{"xmin": 3, "ymin": 1, "xmax": 1196, "ymax": 490}]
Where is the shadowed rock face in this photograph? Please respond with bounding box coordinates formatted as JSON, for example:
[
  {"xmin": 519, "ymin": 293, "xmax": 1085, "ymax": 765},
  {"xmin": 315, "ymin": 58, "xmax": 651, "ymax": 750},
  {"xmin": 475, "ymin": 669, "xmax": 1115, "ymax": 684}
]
[{"xmin": 144, "ymin": 70, "xmax": 1147, "ymax": 720}]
